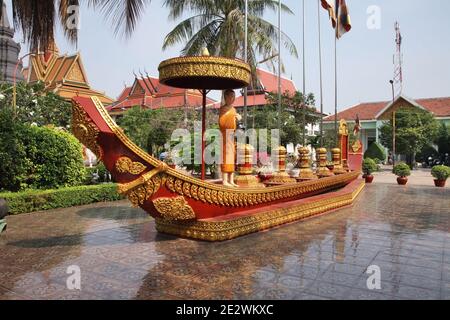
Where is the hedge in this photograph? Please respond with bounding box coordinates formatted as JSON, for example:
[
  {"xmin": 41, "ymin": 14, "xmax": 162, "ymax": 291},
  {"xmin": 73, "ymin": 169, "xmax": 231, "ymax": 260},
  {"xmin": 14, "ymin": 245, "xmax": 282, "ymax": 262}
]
[{"xmin": 0, "ymin": 184, "xmax": 123, "ymax": 215}]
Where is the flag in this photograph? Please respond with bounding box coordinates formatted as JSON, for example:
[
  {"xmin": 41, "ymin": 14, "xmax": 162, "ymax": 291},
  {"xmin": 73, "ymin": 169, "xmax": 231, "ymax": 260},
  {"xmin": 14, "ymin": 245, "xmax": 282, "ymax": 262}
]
[
  {"xmin": 335, "ymin": 0, "xmax": 352, "ymax": 39},
  {"xmin": 321, "ymin": 0, "xmax": 337, "ymax": 27},
  {"xmin": 321, "ymin": 0, "xmax": 351, "ymax": 39}
]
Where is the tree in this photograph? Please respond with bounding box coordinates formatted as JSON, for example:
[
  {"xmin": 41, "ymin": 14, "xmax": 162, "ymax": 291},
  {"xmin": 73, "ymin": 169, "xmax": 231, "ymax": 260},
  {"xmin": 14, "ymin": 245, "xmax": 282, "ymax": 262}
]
[
  {"xmin": 117, "ymin": 106, "xmax": 213, "ymax": 156},
  {"xmin": 248, "ymin": 91, "xmax": 318, "ymax": 148},
  {"xmin": 163, "ymin": 0, "xmax": 298, "ymax": 74},
  {"xmin": 436, "ymin": 123, "xmax": 450, "ymax": 156},
  {"xmin": 0, "ymin": 82, "xmax": 71, "ymax": 128},
  {"xmin": 379, "ymin": 108, "xmax": 439, "ymax": 166},
  {"xmin": 3, "ymin": 0, "xmax": 151, "ymax": 51}
]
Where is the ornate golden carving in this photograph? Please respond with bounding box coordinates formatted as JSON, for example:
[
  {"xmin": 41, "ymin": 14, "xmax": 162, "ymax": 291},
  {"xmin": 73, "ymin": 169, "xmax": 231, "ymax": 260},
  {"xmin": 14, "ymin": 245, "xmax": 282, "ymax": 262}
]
[
  {"xmin": 158, "ymin": 56, "xmax": 251, "ymax": 88},
  {"xmin": 316, "ymin": 148, "xmax": 334, "ymax": 178},
  {"xmin": 115, "ymin": 157, "xmax": 147, "ymax": 175},
  {"xmin": 153, "ymin": 196, "xmax": 196, "ymax": 221},
  {"xmin": 71, "ymin": 102, "xmax": 103, "ymax": 159},
  {"xmin": 67, "ymin": 62, "xmax": 85, "ymax": 83},
  {"xmin": 331, "ymin": 148, "xmax": 346, "ymax": 175},
  {"xmin": 339, "ymin": 119, "xmax": 349, "ymax": 136},
  {"xmin": 351, "ymin": 140, "xmax": 362, "ymax": 153},
  {"xmin": 297, "ymin": 147, "xmax": 317, "ymax": 180},
  {"xmin": 156, "ymin": 180, "xmax": 366, "ymax": 241}
]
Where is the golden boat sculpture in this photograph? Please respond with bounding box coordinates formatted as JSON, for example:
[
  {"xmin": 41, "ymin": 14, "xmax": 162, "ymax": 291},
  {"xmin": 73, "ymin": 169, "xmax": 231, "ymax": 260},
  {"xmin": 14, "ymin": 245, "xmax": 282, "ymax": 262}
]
[
  {"xmin": 72, "ymin": 96, "xmax": 363, "ymax": 241},
  {"xmin": 71, "ymin": 55, "xmax": 364, "ymax": 241}
]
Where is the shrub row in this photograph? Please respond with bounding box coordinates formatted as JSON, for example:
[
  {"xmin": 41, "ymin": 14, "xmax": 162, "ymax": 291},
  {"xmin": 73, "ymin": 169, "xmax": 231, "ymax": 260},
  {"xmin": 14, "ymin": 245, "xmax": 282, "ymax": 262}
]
[{"xmin": 0, "ymin": 184, "xmax": 123, "ymax": 215}]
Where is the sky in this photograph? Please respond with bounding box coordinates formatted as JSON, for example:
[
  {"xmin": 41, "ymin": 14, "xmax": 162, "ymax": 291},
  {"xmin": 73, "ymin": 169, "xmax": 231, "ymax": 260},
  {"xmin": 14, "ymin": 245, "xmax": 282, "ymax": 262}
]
[{"xmin": 5, "ymin": 0, "xmax": 450, "ymax": 115}]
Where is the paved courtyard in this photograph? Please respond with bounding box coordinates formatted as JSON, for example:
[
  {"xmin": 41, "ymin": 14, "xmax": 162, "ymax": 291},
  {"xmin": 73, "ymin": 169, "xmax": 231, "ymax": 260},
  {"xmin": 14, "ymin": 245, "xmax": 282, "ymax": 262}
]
[{"xmin": 0, "ymin": 183, "xmax": 449, "ymax": 300}]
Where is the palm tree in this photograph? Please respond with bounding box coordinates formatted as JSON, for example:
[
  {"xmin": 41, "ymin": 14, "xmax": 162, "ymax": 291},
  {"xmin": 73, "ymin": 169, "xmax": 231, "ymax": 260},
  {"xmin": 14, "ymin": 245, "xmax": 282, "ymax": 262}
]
[
  {"xmin": 162, "ymin": 0, "xmax": 298, "ymax": 72},
  {"xmin": 2, "ymin": 0, "xmax": 151, "ymax": 50}
]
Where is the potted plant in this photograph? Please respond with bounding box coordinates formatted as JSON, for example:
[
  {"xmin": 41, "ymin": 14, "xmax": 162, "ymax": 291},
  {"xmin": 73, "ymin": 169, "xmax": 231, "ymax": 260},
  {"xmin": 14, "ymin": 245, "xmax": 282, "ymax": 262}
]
[
  {"xmin": 431, "ymin": 165, "xmax": 450, "ymax": 187},
  {"xmin": 393, "ymin": 162, "xmax": 411, "ymax": 185},
  {"xmin": 362, "ymin": 158, "xmax": 377, "ymax": 183}
]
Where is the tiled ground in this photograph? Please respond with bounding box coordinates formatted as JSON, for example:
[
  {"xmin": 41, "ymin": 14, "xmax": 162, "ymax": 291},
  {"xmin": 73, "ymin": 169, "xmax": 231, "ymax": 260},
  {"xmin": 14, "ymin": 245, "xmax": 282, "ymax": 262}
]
[{"xmin": 0, "ymin": 183, "xmax": 449, "ymax": 300}]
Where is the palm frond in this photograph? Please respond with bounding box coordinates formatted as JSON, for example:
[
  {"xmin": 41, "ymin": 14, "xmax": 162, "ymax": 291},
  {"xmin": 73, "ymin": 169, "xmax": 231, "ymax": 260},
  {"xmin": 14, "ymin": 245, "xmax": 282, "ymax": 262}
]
[
  {"xmin": 88, "ymin": 0, "xmax": 151, "ymax": 37},
  {"xmin": 12, "ymin": 0, "xmax": 56, "ymax": 51}
]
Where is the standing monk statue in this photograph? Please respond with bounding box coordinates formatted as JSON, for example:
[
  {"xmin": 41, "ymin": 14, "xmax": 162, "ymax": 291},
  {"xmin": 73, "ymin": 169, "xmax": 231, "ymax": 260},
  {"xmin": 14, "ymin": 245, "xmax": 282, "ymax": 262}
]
[{"xmin": 219, "ymin": 89, "xmax": 241, "ymax": 187}]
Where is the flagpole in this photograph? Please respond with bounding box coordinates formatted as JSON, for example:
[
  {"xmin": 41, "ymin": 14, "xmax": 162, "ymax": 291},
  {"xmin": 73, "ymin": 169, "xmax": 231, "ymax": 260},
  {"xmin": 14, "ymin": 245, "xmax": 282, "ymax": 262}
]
[
  {"xmin": 302, "ymin": 0, "xmax": 306, "ymax": 146},
  {"xmin": 244, "ymin": 0, "xmax": 248, "ymax": 129},
  {"xmin": 318, "ymin": 0, "xmax": 324, "ymax": 147},
  {"xmin": 334, "ymin": 3, "xmax": 339, "ymax": 147},
  {"xmin": 278, "ymin": 0, "xmax": 282, "ymax": 131}
]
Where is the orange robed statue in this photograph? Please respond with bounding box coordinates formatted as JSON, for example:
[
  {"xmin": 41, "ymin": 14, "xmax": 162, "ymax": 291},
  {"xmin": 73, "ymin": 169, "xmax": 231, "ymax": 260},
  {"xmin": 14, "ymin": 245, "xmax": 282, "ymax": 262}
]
[{"xmin": 219, "ymin": 89, "xmax": 241, "ymax": 187}]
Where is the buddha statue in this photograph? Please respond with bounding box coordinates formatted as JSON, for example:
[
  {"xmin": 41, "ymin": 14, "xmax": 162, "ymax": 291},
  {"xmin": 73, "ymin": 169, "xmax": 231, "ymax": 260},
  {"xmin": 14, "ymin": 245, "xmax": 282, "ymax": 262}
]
[{"xmin": 219, "ymin": 89, "xmax": 241, "ymax": 187}]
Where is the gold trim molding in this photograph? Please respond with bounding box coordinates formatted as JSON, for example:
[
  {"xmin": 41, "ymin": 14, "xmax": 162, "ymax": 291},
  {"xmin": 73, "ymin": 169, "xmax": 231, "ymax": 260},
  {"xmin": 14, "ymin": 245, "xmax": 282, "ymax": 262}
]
[
  {"xmin": 115, "ymin": 157, "xmax": 147, "ymax": 175},
  {"xmin": 72, "ymin": 102, "xmax": 103, "ymax": 159},
  {"xmin": 153, "ymin": 196, "xmax": 196, "ymax": 221},
  {"xmin": 158, "ymin": 56, "xmax": 251, "ymax": 88}
]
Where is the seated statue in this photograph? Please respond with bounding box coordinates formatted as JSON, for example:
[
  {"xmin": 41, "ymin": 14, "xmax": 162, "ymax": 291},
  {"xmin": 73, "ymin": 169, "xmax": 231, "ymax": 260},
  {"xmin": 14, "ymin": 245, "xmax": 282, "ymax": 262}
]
[{"xmin": 219, "ymin": 89, "xmax": 241, "ymax": 187}]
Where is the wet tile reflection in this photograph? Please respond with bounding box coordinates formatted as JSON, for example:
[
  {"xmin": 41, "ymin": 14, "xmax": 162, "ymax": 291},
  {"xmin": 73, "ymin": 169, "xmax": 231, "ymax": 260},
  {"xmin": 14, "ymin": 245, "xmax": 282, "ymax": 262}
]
[{"xmin": 0, "ymin": 183, "xmax": 449, "ymax": 300}]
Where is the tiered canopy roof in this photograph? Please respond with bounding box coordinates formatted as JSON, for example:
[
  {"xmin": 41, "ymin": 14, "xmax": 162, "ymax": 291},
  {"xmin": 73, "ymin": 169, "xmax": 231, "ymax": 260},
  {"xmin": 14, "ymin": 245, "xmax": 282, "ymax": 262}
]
[{"xmin": 23, "ymin": 43, "xmax": 114, "ymax": 105}]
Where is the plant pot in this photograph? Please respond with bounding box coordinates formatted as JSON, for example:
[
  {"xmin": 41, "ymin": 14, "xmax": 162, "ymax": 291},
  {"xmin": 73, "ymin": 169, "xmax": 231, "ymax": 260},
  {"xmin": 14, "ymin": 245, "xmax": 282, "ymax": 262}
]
[
  {"xmin": 365, "ymin": 175, "xmax": 374, "ymax": 183},
  {"xmin": 434, "ymin": 179, "xmax": 447, "ymax": 188},
  {"xmin": 397, "ymin": 177, "xmax": 408, "ymax": 185}
]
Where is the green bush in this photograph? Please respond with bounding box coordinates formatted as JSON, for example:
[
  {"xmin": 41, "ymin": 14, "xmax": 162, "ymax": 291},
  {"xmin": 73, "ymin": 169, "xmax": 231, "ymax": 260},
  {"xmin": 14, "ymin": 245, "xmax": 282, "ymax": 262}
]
[
  {"xmin": 393, "ymin": 162, "xmax": 411, "ymax": 177},
  {"xmin": 0, "ymin": 109, "xmax": 87, "ymax": 191},
  {"xmin": 431, "ymin": 165, "xmax": 450, "ymax": 181},
  {"xmin": 0, "ymin": 184, "xmax": 123, "ymax": 215},
  {"xmin": 0, "ymin": 109, "xmax": 30, "ymax": 191},
  {"xmin": 364, "ymin": 142, "xmax": 387, "ymax": 162},
  {"xmin": 19, "ymin": 126, "xmax": 87, "ymax": 189},
  {"xmin": 362, "ymin": 158, "xmax": 377, "ymax": 175}
]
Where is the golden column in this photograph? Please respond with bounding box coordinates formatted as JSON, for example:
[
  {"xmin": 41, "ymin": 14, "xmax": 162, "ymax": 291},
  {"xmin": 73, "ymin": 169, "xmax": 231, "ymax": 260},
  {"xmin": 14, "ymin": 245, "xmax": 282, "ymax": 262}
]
[
  {"xmin": 267, "ymin": 146, "xmax": 297, "ymax": 184},
  {"xmin": 297, "ymin": 146, "xmax": 317, "ymax": 181},
  {"xmin": 331, "ymin": 148, "xmax": 346, "ymax": 175},
  {"xmin": 316, "ymin": 148, "xmax": 334, "ymax": 178},
  {"xmin": 234, "ymin": 144, "xmax": 265, "ymax": 188}
]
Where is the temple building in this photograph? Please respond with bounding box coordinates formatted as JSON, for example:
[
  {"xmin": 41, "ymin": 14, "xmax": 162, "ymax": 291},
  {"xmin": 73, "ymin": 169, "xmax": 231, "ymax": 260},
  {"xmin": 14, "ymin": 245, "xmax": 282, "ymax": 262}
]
[
  {"xmin": 22, "ymin": 43, "xmax": 113, "ymax": 105},
  {"xmin": 0, "ymin": 2, "xmax": 23, "ymax": 83},
  {"xmin": 323, "ymin": 95, "xmax": 450, "ymax": 153},
  {"xmin": 107, "ymin": 75, "xmax": 216, "ymax": 118}
]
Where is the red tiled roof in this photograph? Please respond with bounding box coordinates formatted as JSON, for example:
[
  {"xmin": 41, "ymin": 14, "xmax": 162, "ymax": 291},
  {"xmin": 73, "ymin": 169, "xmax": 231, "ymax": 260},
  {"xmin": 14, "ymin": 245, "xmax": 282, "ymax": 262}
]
[
  {"xmin": 117, "ymin": 87, "xmax": 132, "ymax": 101},
  {"xmin": 108, "ymin": 76, "xmax": 216, "ymax": 113},
  {"xmin": 255, "ymin": 68, "xmax": 296, "ymax": 94},
  {"xmin": 232, "ymin": 68, "xmax": 297, "ymax": 108},
  {"xmin": 324, "ymin": 97, "xmax": 450, "ymax": 122},
  {"xmin": 234, "ymin": 94, "xmax": 267, "ymax": 108},
  {"xmin": 109, "ymin": 94, "xmax": 215, "ymax": 112}
]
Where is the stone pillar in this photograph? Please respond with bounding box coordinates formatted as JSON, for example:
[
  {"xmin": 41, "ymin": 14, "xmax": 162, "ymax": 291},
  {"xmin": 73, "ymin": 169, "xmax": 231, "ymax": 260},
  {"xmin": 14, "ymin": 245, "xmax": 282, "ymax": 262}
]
[
  {"xmin": 332, "ymin": 148, "xmax": 346, "ymax": 175},
  {"xmin": 234, "ymin": 144, "xmax": 265, "ymax": 188},
  {"xmin": 297, "ymin": 146, "xmax": 317, "ymax": 181},
  {"xmin": 316, "ymin": 148, "xmax": 333, "ymax": 178}
]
